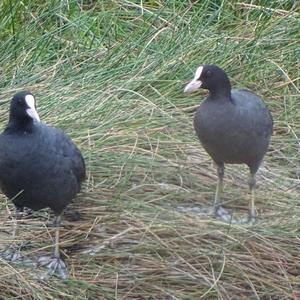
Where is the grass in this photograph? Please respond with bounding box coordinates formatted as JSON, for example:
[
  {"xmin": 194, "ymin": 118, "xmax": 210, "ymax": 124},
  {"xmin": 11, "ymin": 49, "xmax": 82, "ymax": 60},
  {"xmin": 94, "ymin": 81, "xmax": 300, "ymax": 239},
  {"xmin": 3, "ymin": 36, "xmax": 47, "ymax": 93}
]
[{"xmin": 0, "ymin": 0, "xmax": 299, "ymax": 299}]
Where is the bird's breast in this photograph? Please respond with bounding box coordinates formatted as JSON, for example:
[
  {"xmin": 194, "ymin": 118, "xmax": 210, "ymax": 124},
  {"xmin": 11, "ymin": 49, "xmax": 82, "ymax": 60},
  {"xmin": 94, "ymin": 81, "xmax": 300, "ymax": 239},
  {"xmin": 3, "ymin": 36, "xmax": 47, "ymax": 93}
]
[{"xmin": 193, "ymin": 102, "xmax": 268, "ymax": 164}]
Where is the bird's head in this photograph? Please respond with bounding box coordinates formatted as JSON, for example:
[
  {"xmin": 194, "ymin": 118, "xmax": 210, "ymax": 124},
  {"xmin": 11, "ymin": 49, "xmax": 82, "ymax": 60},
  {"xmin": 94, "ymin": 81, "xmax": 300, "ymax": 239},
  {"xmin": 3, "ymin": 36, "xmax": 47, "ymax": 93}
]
[
  {"xmin": 184, "ymin": 65, "xmax": 231, "ymax": 95},
  {"xmin": 9, "ymin": 91, "xmax": 40, "ymax": 123}
]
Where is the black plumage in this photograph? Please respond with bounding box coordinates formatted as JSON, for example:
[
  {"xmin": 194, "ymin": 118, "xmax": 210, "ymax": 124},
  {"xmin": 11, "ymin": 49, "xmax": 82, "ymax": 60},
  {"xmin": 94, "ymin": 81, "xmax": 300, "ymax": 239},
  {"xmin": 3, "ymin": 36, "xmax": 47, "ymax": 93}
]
[
  {"xmin": 0, "ymin": 91, "xmax": 85, "ymax": 278},
  {"xmin": 184, "ymin": 65, "xmax": 273, "ymax": 222}
]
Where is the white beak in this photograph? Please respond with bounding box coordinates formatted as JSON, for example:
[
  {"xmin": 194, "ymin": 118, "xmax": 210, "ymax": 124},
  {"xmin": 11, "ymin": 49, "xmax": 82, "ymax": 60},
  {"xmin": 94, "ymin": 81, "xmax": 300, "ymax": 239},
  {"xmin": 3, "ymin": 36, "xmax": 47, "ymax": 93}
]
[
  {"xmin": 184, "ymin": 80, "xmax": 202, "ymax": 93},
  {"xmin": 26, "ymin": 107, "xmax": 40, "ymax": 122},
  {"xmin": 25, "ymin": 94, "xmax": 40, "ymax": 122}
]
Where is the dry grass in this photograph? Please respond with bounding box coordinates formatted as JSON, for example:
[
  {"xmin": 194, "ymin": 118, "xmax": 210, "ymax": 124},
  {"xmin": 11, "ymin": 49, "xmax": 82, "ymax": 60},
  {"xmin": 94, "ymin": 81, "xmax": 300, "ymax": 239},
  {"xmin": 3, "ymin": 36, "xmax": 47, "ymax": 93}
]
[{"xmin": 0, "ymin": 0, "xmax": 299, "ymax": 299}]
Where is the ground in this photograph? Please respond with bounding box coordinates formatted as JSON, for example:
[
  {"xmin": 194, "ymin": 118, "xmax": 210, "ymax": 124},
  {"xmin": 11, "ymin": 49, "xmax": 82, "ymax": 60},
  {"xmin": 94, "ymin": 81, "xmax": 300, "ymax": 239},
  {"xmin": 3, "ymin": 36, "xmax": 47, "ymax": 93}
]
[{"xmin": 0, "ymin": 1, "xmax": 299, "ymax": 299}]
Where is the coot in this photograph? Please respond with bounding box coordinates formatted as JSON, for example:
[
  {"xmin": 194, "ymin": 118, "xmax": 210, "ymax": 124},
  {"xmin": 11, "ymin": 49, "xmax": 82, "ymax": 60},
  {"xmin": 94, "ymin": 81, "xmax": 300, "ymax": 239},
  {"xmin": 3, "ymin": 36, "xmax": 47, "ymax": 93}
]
[
  {"xmin": 0, "ymin": 91, "xmax": 85, "ymax": 278},
  {"xmin": 184, "ymin": 65, "xmax": 273, "ymax": 222}
]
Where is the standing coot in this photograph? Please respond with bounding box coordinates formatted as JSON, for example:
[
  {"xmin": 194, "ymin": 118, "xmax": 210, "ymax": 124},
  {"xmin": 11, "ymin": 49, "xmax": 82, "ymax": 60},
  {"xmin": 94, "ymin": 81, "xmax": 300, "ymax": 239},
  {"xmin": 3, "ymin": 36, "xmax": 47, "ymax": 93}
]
[
  {"xmin": 184, "ymin": 65, "xmax": 273, "ymax": 223},
  {"xmin": 0, "ymin": 91, "xmax": 85, "ymax": 278}
]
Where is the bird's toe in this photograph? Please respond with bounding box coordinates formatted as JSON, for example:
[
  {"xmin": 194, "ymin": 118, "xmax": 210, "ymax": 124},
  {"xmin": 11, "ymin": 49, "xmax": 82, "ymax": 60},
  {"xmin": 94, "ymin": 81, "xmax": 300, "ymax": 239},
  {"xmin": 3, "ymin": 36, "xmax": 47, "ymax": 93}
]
[
  {"xmin": 37, "ymin": 256, "xmax": 68, "ymax": 280},
  {"xmin": 215, "ymin": 206, "xmax": 233, "ymax": 222},
  {"xmin": 1, "ymin": 246, "xmax": 23, "ymax": 262},
  {"xmin": 1, "ymin": 242, "xmax": 31, "ymax": 262}
]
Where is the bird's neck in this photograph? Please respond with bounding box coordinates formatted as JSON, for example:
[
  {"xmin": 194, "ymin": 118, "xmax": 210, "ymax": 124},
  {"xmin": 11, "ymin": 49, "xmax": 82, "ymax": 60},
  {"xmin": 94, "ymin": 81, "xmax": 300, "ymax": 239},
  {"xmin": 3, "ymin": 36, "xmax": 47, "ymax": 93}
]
[
  {"xmin": 209, "ymin": 84, "xmax": 232, "ymax": 101},
  {"xmin": 208, "ymin": 76, "xmax": 232, "ymax": 100},
  {"xmin": 209, "ymin": 89, "xmax": 232, "ymax": 100},
  {"xmin": 6, "ymin": 118, "xmax": 35, "ymax": 134}
]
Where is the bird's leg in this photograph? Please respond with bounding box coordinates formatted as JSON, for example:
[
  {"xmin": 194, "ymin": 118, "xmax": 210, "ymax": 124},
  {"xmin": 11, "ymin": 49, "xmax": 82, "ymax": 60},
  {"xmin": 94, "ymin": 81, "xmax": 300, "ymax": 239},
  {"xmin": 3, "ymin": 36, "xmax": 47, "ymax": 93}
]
[
  {"xmin": 214, "ymin": 163, "xmax": 224, "ymax": 213},
  {"xmin": 1, "ymin": 207, "xmax": 29, "ymax": 261},
  {"xmin": 53, "ymin": 215, "xmax": 61, "ymax": 258},
  {"xmin": 213, "ymin": 163, "xmax": 232, "ymax": 221},
  {"xmin": 12, "ymin": 207, "xmax": 22, "ymax": 239},
  {"xmin": 37, "ymin": 214, "xmax": 68, "ymax": 280},
  {"xmin": 248, "ymin": 172, "xmax": 257, "ymax": 223},
  {"xmin": 7, "ymin": 207, "xmax": 22, "ymax": 259}
]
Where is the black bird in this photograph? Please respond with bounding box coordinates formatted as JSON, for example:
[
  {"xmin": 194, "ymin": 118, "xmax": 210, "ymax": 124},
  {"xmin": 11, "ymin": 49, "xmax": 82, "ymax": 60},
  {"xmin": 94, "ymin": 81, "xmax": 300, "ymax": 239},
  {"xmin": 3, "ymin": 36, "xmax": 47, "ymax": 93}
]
[
  {"xmin": 0, "ymin": 91, "xmax": 85, "ymax": 278},
  {"xmin": 184, "ymin": 65, "xmax": 273, "ymax": 222}
]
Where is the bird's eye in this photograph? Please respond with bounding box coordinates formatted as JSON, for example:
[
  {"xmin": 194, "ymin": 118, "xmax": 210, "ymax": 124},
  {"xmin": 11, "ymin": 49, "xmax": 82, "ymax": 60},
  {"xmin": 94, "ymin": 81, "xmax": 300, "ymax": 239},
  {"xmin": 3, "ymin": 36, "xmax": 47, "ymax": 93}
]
[
  {"xmin": 17, "ymin": 99, "xmax": 23, "ymax": 104},
  {"xmin": 206, "ymin": 70, "xmax": 212, "ymax": 78}
]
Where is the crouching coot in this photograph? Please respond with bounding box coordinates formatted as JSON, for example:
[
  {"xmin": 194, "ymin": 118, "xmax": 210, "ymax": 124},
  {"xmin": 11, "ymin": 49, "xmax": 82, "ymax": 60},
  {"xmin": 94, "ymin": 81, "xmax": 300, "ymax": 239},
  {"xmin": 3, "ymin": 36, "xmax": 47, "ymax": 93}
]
[
  {"xmin": 0, "ymin": 91, "xmax": 85, "ymax": 278},
  {"xmin": 184, "ymin": 65, "xmax": 273, "ymax": 223}
]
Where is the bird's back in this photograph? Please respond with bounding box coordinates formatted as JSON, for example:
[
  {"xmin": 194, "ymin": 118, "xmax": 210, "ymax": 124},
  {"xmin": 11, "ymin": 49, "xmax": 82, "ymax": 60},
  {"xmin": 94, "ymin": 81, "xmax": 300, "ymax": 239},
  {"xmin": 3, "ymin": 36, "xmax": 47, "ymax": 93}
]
[{"xmin": 0, "ymin": 123, "xmax": 85, "ymax": 214}]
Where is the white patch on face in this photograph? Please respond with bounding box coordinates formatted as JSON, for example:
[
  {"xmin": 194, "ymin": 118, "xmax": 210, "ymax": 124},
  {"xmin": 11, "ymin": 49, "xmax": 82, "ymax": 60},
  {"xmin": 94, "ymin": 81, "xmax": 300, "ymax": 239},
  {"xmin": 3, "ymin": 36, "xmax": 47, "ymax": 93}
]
[
  {"xmin": 184, "ymin": 66, "xmax": 204, "ymax": 93},
  {"xmin": 25, "ymin": 94, "xmax": 35, "ymax": 109},
  {"xmin": 194, "ymin": 66, "xmax": 203, "ymax": 81},
  {"xmin": 25, "ymin": 94, "xmax": 40, "ymax": 122}
]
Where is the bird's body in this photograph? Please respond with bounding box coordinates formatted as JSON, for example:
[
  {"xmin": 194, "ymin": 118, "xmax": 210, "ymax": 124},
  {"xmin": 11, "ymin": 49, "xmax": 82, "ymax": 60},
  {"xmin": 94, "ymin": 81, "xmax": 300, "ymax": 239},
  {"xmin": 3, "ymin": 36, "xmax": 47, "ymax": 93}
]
[
  {"xmin": 0, "ymin": 124, "xmax": 85, "ymax": 214},
  {"xmin": 0, "ymin": 91, "xmax": 85, "ymax": 279},
  {"xmin": 184, "ymin": 65, "xmax": 273, "ymax": 222},
  {"xmin": 194, "ymin": 89, "xmax": 272, "ymax": 173}
]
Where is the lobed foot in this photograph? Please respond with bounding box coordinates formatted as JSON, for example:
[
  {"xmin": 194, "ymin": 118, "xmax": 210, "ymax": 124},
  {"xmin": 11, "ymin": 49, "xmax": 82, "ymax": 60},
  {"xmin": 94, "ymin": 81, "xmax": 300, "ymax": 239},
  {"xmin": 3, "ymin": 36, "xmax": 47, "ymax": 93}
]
[
  {"xmin": 247, "ymin": 206, "xmax": 258, "ymax": 224},
  {"xmin": 1, "ymin": 242, "xmax": 31, "ymax": 262},
  {"xmin": 247, "ymin": 215, "xmax": 258, "ymax": 225},
  {"xmin": 214, "ymin": 206, "xmax": 233, "ymax": 222},
  {"xmin": 37, "ymin": 256, "xmax": 68, "ymax": 280},
  {"xmin": 232, "ymin": 215, "xmax": 257, "ymax": 225},
  {"xmin": 1, "ymin": 245, "xmax": 23, "ymax": 262},
  {"xmin": 215, "ymin": 206, "xmax": 259, "ymax": 225}
]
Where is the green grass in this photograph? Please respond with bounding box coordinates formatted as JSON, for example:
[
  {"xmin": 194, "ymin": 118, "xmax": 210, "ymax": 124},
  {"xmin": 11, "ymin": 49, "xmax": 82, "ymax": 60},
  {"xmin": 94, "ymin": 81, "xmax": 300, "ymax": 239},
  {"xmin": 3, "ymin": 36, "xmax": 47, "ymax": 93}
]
[{"xmin": 0, "ymin": 0, "xmax": 299, "ymax": 299}]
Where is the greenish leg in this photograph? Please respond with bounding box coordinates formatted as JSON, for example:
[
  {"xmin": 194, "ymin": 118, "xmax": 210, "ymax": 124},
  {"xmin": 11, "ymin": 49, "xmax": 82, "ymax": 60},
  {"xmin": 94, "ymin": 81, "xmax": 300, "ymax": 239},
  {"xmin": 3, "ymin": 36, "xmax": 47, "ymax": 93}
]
[
  {"xmin": 53, "ymin": 215, "xmax": 61, "ymax": 258},
  {"xmin": 248, "ymin": 172, "xmax": 257, "ymax": 223},
  {"xmin": 11, "ymin": 207, "xmax": 22, "ymax": 240},
  {"xmin": 1, "ymin": 207, "xmax": 25, "ymax": 261},
  {"xmin": 214, "ymin": 163, "xmax": 224, "ymax": 214},
  {"xmin": 37, "ymin": 214, "xmax": 68, "ymax": 279}
]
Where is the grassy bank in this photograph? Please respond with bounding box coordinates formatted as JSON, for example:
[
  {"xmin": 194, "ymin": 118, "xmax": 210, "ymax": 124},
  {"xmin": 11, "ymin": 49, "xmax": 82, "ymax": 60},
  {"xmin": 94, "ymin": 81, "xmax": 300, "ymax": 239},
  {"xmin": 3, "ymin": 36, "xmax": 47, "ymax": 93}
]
[{"xmin": 0, "ymin": 1, "xmax": 299, "ymax": 299}]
